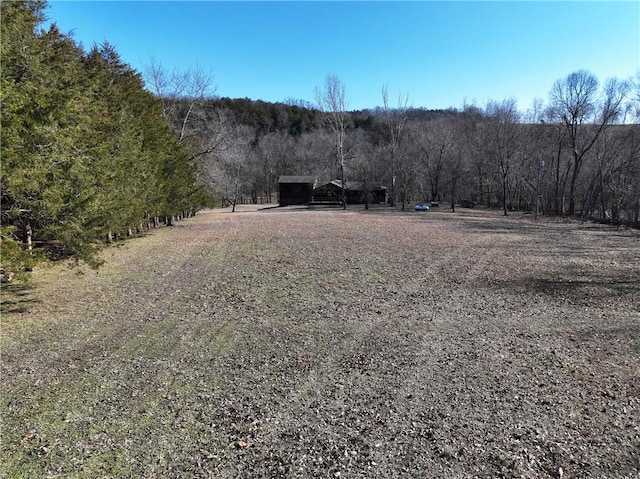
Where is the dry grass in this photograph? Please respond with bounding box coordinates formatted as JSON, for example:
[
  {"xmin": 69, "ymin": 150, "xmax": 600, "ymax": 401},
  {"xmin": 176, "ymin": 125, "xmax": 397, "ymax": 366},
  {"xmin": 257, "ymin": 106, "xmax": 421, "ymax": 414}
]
[{"xmin": 2, "ymin": 205, "xmax": 639, "ymax": 478}]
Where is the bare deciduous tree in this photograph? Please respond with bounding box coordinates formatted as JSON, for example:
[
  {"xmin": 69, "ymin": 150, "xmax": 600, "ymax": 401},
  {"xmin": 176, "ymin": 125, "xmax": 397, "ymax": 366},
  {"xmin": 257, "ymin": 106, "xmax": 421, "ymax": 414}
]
[
  {"xmin": 484, "ymin": 99, "xmax": 521, "ymax": 216},
  {"xmin": 254, "ymin": 131, "xmax": 295, "ymax": 203},
  {"xmin": 381, "ymin": 84, "xmax": 410, "ymax": 208},
  {"xmin": 209, "ymin": 124, "xmax": 255, "ymax": 212},
  {"xmin": 631, "ymin": 71, "xmax": 640, "ymax": 122},
  {"xmin": 144, "ymin": 58, "xmax": 216, "ymax": 143},
  {"xmin": 550, "ymin": 70, "xmax": 629, "ymax": 215},
  {"xmin": 414, "ymin": 116, "xmax": 457, "ymax": 203},
  {"xmin": 315, "ymin": 74, "xmax": 349, "ymax": 208},
  {"xmin": 348, "ymin": 129, "xmax": 376, "ymax": 209},
  {"xmin": 460, "ymin": 104, "xmax": 488, "ymax": 206}
]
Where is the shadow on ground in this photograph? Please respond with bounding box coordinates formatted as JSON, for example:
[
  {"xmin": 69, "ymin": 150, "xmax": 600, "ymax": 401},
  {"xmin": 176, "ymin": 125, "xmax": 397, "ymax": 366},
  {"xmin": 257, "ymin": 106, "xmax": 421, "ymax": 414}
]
[
  {"xmin": 1, "ymin": 282, "xmax": 41, "ymax": 314},
  {"xmin": 492, "ymin": 265, "xmax": 640, "ymax": 308}
]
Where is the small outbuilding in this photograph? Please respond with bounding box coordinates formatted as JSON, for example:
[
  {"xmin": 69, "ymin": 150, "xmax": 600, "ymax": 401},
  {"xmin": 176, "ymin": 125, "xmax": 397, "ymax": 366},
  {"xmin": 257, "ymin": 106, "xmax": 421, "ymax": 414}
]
[
  {"xmin": 345, "ymin": 182, "xmax": 388, "ymax": 204},
  {"xmin": 312, "ymin": 180, "xmax": 345, "ymax": 204},
  {"xmin": 313, "ymin": 180, "xmax": 388, "ymax": 205},
  {"xmin": 278, "ymin": 176, "xmax": 317, "ymax": 206}
]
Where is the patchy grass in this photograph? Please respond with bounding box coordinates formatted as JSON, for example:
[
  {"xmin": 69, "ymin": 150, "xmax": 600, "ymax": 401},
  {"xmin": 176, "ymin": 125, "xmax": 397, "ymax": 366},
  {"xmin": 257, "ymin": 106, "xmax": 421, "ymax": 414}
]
[{"xmin": 2, "ymin": 205, "xmax": 639, "ymax": 478}]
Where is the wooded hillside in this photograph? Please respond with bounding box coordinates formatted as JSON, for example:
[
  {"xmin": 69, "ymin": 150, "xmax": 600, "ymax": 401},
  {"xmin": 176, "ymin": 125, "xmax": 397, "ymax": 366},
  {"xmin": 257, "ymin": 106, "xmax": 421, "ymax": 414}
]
[{"xmin": 176, "ymin": 91, "xmax": 638, "ymax": 224}]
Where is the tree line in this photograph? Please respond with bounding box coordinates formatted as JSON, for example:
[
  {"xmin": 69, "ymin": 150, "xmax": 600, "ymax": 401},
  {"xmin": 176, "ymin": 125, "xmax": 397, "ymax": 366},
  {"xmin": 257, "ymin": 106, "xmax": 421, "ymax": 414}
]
[
  {"xmin": 2, "ymin": 0, "xmax": 638, "ymax": 279},
  {"xmin": 1, "ymin": 1, "xmax": 211, "ymax": 277},
  {"xmin": 172, "ymin": 72, "xmax": 638, "ymax": 224}
]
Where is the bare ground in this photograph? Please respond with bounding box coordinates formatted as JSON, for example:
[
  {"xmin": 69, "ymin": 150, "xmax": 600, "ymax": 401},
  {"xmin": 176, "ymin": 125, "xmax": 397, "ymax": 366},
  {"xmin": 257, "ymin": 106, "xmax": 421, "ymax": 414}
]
[{"xmin": 1, "ymin": 205, "xmax": 639, "ymax": 478}]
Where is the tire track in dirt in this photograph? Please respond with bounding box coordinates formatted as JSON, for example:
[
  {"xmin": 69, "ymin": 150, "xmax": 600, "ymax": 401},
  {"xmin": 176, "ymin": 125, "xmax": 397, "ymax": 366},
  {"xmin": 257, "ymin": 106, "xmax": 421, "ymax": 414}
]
[{"xmin": 3, "ymin": 207, "xmax": 639, "ymax": 478}]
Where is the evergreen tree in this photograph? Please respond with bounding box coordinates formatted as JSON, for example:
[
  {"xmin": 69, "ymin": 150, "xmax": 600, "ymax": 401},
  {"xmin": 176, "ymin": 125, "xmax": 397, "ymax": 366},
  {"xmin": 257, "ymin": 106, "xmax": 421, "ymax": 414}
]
[{"xmin": 1, "ymin": 1, "xmax": 210, "ymax": 275}]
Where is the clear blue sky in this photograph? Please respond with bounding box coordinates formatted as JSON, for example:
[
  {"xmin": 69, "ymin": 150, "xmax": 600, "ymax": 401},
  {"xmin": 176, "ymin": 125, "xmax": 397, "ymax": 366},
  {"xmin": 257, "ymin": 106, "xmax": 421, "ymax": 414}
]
[{"xmin": 45, "ymin": 1, "xmax": 639, "ymax": 112}]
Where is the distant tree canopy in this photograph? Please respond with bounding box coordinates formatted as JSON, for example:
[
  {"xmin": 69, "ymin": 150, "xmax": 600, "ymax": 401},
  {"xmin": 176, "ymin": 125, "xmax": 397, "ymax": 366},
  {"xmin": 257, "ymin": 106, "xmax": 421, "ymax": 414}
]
[
  {"xmin": 209, "ymin": 97, "xmax": 321, "ymax": 137},
  {"xmin": 185, "ymin": 92, "xmax": 638, "ymax": 228},
  {"xmin": 1, "ymin": 0, "xmax": 211, "ymax": 275}
]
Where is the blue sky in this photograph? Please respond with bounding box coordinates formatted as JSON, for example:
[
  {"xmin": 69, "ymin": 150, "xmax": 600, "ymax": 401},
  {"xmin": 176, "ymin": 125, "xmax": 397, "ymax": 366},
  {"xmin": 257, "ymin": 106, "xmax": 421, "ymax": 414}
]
[{"xmin": 45, "ymin": 1, "xmax": 639, "ymax": 112}]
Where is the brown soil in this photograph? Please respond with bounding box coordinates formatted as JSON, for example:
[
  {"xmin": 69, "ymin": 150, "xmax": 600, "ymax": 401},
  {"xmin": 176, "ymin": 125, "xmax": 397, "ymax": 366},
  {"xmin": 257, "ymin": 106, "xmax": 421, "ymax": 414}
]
[{"xmin": 2, "ymin": 205, "xmax": 639, "ymax": 478}]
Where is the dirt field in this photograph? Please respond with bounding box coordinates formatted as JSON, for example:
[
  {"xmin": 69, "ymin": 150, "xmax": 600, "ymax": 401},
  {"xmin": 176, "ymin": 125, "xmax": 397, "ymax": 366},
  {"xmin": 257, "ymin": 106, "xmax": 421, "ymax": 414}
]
[{"xmin": 2, "ymin": 205, "xmax": 639, "ymax": 478}]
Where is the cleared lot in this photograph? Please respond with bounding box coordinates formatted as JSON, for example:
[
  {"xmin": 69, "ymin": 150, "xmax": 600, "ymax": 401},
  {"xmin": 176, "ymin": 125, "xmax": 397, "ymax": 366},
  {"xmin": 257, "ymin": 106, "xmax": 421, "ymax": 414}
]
[{"xmin": 2, "ymin": 206, "xmax": 639, "ymax": 478}]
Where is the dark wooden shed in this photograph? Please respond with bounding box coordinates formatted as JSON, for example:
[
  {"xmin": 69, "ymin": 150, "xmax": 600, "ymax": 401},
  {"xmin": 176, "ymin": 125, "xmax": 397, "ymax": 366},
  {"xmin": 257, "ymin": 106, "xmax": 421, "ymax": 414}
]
[
  {"xmin": 344, "ymin": 182, "xmax": 388, "ymax": 204},
  {"xmin": 312, "ymin": 180, "xmax": 344, "ymax": 204},
  {"xmin": 313, "ymin": 180, "xmax": 388, "ymax": 205},
  {"xmin": 278, "ymin": 176, "xmax": 317, "ymax": 206}
]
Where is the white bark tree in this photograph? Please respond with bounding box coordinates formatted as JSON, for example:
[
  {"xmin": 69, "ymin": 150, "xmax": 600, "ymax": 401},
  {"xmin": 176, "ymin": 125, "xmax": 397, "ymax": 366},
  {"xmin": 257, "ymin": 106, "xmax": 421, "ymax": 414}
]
[
  {"xmin": 315, "ymin": 74, "xmax": 349, "ymax": 208},
  {"xmin": 143, "ymin": 58, "xmax": 216, "ymax": 143}
]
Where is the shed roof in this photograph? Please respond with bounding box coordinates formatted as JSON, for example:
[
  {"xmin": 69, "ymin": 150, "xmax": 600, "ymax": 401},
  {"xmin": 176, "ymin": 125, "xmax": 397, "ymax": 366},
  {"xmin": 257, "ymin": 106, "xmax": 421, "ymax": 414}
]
[
  {"xmin": 278, "ymin": 175, "xmax": 317, "ymax": 184},
  {"xmin": 319, "ymin": 180, "xmax": 387, "ymax": 191}
]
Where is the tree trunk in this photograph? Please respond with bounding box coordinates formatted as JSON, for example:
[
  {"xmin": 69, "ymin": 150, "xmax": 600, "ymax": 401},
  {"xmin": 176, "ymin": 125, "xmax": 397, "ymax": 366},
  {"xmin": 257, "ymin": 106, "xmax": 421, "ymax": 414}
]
[
  {"xmin": 567, "ymin": 154, "xmax": 582, "ymax": 216},
  {"xmin": 450, "ymin": 173, "xmax": 457, "ymax": 213},
  {"xmin": 363, "ymin": 176, "xmax": 369, "ymax": 210},
  {"xmin": 599, "ymin": 172, "xmax": 608, "ymax": 221},
  {"xmin": 24, "ymin": 222, "xmax": 32, "ymax": 251},
  {"xmin": 502, "ymin": 170, "xmax": 508, "ymax": 216},
  {"xmin": 554, "ymin": 152, "xmax": 561, "ymax": 215}
]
